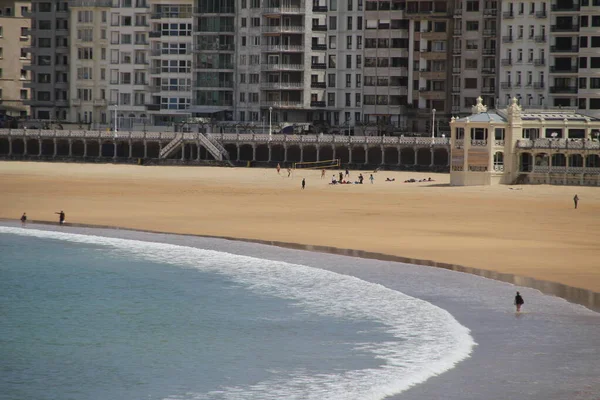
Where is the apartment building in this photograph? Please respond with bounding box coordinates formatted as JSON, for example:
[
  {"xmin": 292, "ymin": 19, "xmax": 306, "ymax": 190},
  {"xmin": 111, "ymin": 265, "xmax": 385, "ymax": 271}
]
[
  {"xmin": 452, "ymin": 0, "xmax": 499, "ymax": 114},
  {"xmin": 498, "ymin": 0, "xmax": 549, "ymax": 108},
  {"xmin": 0, "ymin": 0, "xmax": 31, "ymax": 118},
  {"xmin": 26, "ymin": 0, "xmax": 70, "ymax": 121}
]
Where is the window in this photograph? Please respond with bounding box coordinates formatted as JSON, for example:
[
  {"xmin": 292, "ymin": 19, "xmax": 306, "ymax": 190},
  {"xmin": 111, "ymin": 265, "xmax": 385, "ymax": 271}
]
[
  {"xmin": 579, "ymin": 77, "xmax": 587, "ymax": 89},
  {"xmin": 465, "ymin": 59, "xmax": 477, "ymax": 69},
  {"xmin": 348, "ymin": 0, "xmax": 352, "ymax": 10},
  {"xmin": 529, "ymin": 25, "xmax": 534, "ymax": 39},
  {"xmin": 346, "ymin": 74, "xmax": 351, "ymax": 87},
  {"xmin": 328, "ymin": 92, "xmax": 335, "ymax": 106},
  {"xmin": 347, "ymin": 35, "xmax": 352, "ymax": 49},
  {"xmin": 78, "ymin": 10, "xmax": 93, "ymax": 23},
  {"xmin": 466, "ymin": 21, "xmax": 479, "ymax": 31},
  {"xmin": 347, "ymin": 16, "xmax": 352, "ymax": 30},
  {"xmin": 592, "ymin": 37, "xmax": 600, "ymax": 48},
  {"xmin": 241, "ymin": 18, "xmax": 246, "ymax": 27},
  {"xmin": 593, "ymin": 16, "xmax": 600, "ymax": 27},
  {"xmin": 591, "ymin": 78, "xmax": 600, "ymax": 89},
  {"xmin": 591, "ymin": 57, "xmax": 600, "ymax": 68},
  {"xmin": 20, "ymin": 26, "xmax": 27, "ymax": 37},
  {"xmin": 346, "ymin": 93, "xmax": 351, "ymax": 106},
  {"xmin": 357, "ymin": 17, "xmax": 362, "ymax": 30},
  {"xmin": 38, "ymin": 20, "xmax": 51, "ymax": 30},
  {"xmin": 346, "ymin": 54, "xmax": 352, "ymax": 68},
  {"xmin": 329, "ymin": 35, "xmax": 336, "ymax": 49},
  {"xmin": 464, "ymin": 78, "xmax": 477, "ymax": 88},
  {"xmin": 466, "ymin": 0, "xmax": 479, "ymax": 11},
  {"xmin": 580, "ymin": 57, "xmax": 588, "ymax": 69},
  {"xmin": 466, "ymin": 40, "xmax": 478, "ymax": 49},
  {"xmin": 328, "ymin": 73, "xmax": 336, "ymax": 87},
  {"xmin": 329, "ymin": 16, "xmax": 337, "ymax": 30},
  {"xmin": 77, "ymin": 67, "xmax": 93, "ymax": 79},
  {"xmin": 518, "ymin": 25, "xmax": 523, "ymax": 39},
  {"xmin": 77, "ymin": 47, "xmax": 93, "ymax": 59}
]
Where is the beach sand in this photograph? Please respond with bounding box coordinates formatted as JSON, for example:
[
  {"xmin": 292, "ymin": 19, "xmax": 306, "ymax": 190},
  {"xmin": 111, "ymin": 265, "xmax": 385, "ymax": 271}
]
[{"xmin": 2, "ymin": 161, "xmax": 600, "ymax": 293}]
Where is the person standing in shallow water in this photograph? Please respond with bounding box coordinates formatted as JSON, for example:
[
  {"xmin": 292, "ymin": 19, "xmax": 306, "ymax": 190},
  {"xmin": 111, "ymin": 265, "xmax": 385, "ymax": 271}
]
[
  {"xmin": 20, "ymin": 213, "xmax": 27, "ymax": 225},
  {"xmin": 573, "ymin": 194, "xmax": 579, "ymax": 209},
  {"xmin": 55, "ymin": 210, "xmax": 65, "ymax": 225},
  {"xmin": 514, "ymin": 292, "xmax": 524, "ymax": 312}
]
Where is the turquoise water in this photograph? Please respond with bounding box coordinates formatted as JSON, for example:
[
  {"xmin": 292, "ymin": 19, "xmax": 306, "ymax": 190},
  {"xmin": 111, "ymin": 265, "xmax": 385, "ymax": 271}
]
[{"xmin": 0, "ymin": 228, "xmax": 474, "ymax": 400}]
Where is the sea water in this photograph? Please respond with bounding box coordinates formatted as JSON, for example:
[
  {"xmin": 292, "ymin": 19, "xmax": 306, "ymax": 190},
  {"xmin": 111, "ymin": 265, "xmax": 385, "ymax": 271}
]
[{"xmin": 0, "ymin": 227, "xmax": 475, "ymax": 400}]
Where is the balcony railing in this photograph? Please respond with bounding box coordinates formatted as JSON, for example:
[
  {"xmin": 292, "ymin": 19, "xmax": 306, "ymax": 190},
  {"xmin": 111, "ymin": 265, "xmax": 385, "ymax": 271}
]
[
  {"xmin": 149, "ymin": 31, "xmax": 161, "ymax": 38},
  {"xmin": 312, "ymin": 5, "xmax": 327, "ymax": 11},
  {"xmin": 261, "ymin": 101, "xmax": 304, "ymax": 108},
  {"xmin": 262, "ymin": 25, "xmax": 305, "ymax": 33},
  {"xmin": 503, "ymin": 11, "xmax": 514, "ymax": 18},
  {"xmin": 262, "ymin": 44, "xmax": 304, "ymax": 52},
  {"xmin": 312, "ymin": 24, "xmax": 327, "ymax": 31},
  {"xmin": 482, "ymin": 48, "xmax": 496, "ymax": 55},
  {"xmin": 535, "ymin": 10, "xmax": 547, "ymax": 17},
  {"xmin": 261, "ymin": 81, "xmax": 304, "ymax": 89},
  {"xmin": 501, "ymin": 58, "xmax": 512, "ymax": 66},
  {"xmin": 194, "ymin": 43, "xmax": 235, "ymax": 51},
  {"xmin": 550, "ymin": 66, "xmax": 578, "ymax": 73},
  {"xmin": 551, "ymin": 24, "xmax": 579, "ymax": 32},
  {"xmin": 311, "ymin": 44, "xmax": 327, "ymax": 51},
  {"xmin": 262, "ymin": 63, "xmax": 304, "ymax": 71},
  {"xmin": 263, "ymin": 6, "xmax": 305, "ymax": 14},
  {"xmin": 533, "ymin": 82, "xmax": 545, "ymax": 89},
  {"xmin": 310, "ymin": 82, "xmax": 326, "ymax": 88},
  {"xmin": 551, "ymin": 4, "xmax": 580, "ymax": 11},
  {"xmin": 550, "ymin": 86, "xmax": 577, "ymax": 94},
  {"xmin": 534, "ymin": 35, "xmax": 546, "ymax": 42},
  {"xmin": 483, "ymin": 29, "xmax": 496, "ymax": 36},
  {"xmin": 481, "ymin": 86, "xmax": 495, "ymax": 93},
  {"xmin": 550, "ymin": 45, "xmax": 579, "ymax": 52},
  {"xmin": 310, "ymin": 101, "xmax": 326, "ymax": 107},
  {"xmin": 483, "ymin": 8, "xmax": 497, "ymax": 16},
  {"xmin": 502, "ymin": 35, "xmax": 513, "ymax": 43},
  {"xmin": 534, "ymin": 58, "xmax": 546, "ymax": 66},
  {"xmin": 482, "ymin": 67, "xmax": 496, "ymax": 74},
  {"xmin": 500, "ymin": 82, "xmax": 511, "ymax": 89},
  {"xmin": 311, "ymin": 62, "xmax": 326, "ymax": 69}
]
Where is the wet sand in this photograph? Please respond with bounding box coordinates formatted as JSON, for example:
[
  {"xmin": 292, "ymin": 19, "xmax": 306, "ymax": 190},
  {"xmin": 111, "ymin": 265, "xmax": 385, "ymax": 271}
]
[{"xmin": 1, "ymin": 161, "xmax": 600, "ymax": 293}]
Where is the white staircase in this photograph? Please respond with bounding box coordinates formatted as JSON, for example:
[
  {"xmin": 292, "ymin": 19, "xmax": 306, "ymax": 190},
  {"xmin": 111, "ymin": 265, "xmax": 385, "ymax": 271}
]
[
  {"xmin": 159, "ymin": 133, "xmax": 183, "ymax": 159},
  {"xmin": 198, "ymin": 133, "xmax": 232, "ymax": 165}
]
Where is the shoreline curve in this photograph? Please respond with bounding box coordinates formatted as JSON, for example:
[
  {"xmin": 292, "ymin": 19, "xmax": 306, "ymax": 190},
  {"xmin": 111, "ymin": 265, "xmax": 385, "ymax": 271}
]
[{"xmin": 3, "ymin": 218, "xmax": 599, "ymax": 312}]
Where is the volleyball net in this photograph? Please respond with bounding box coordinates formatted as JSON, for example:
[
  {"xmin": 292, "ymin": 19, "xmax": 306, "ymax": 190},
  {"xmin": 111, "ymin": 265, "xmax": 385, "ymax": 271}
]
[{"xmin": 293, "ymin": 159, "xmax": 341, "ymax": 170}]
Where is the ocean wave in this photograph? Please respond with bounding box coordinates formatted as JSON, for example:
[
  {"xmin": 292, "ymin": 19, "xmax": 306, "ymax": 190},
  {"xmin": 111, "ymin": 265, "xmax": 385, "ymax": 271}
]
[{"xmin": 0, "ymin": 227, "xmax": 476, "ymax": 400}]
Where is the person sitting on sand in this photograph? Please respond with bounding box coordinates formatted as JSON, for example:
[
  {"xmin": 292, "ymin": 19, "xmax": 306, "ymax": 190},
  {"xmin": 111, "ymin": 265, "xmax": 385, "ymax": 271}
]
[
  {"xmin": 385, "ymin": 178, "xmax": 395, "ymax": 182},
  {"xmin": 331, "ymin": 175, "xmax": 337, "ymax": 184},
  {"xmin": 358, "ymin": 174, "xmax": 364, "ymax": 184}
]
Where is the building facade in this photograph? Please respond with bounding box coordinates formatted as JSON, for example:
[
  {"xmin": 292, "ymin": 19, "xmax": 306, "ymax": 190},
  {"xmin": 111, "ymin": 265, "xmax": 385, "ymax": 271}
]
[
  {"xmin": 0, "ymin": 0, "xmax": 31, "ymax": 118},
  {"xmin": 450, "ymin": 96, "xmax": 600, "ymax": 186}
]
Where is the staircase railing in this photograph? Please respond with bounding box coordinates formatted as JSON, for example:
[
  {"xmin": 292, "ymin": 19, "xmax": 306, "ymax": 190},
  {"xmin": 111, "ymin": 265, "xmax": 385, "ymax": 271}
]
[
  {"xmin": 159, "ymin": 133, "xmax": 183, "ymax": 159},
  {"xmin": 197, "ymin": 133, "xmax": 233, "ymax": 165}
]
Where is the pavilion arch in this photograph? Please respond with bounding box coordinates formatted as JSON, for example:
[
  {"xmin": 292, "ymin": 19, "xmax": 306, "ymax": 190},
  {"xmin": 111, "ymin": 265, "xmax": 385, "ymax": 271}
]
[
  {"xmin": 303, "ymin": 144, "xmax": 318, "ymax": 163},
  {"xmin": 239, "ymin": 144, "xmax": 254, "ymax": 161},
  {"xmin": 11, "ymin": 138, "xmax": 25, "ymax": 155},
  {"xmin": 131, "ymin": 141, "xmax": 145, "ymax": 158},
  {"xmin": 551, "ymin": 153, "xmax": 566, "ymax": 167},
  {"xmin": 72, "ymin": 140, "xmax": 85, "ymax": 157},
  {"xmin": 116, "ymin": 141, "xmax": 130, "ymax": 158},
  {"xmin": 199, "ymin": 145, "xmax": 216, "ymax": 161},
  {"xmin": 568, "ymin": 153, "xmax": 583, "ymax": 167},
  {"xmin": 56, "ymin": 139, "xmax": 70, "ymax": 156},
  {"xmin": 26, "ymin": 139, "xmax": 40, "ymax": 155},
  {"xmin": 400, "ymin": 147, "xmax": 415, "ymax": 165},
  {"xmin": 224, "ymin": 143, "xmax": 237, "ymax": 160},
  {"xmin": 40, "ymin": 139, "xmax": 54, "ymax": 156},
  {"xmin": 270, "ymin": 144, "xmax": 285, "ymax": 162},
  {"xmin": 519, "ymin": 152, "xmax": 533, "ymax": 172},
  {"xmin": 0, "ymin": 138, "xmax": 9, "ymax": 155},
  {"xmin": 335, "ymin": 146, "xmax": 350, "ymax": 164},
  {"xmin": 352, "ymin": 146, "xmax": 366, "ymax": 164},
  {"xmin": 534, "ymin": 152, "xmax": 549, "ymax": 166},
  {"xmin": 255, "ymin": 144, "xmax": 269, "ymax": 162},
  {"xmin": 416, "ymin": 148, "xmax": 432, "ymax": 166},
  {"xmin": 87, "ymin": 141, "xmax": 100, "ymax": 157},
  {"xmin": 384, "ymin": 147, "xmax": 399, "ymax": 165},
  {"xmin": 182, "ymin": 143, "xmax": 195, "ymax": 160},
  {"xmin": 286, "ymin": 144, "xmax": 301, "ymax": 163},
  {"xmin": 586, "ymin": 154, "xmax": 600, "ymax": 167},
  {"xmin": 146, "ymin": 141, "xmax": 160, "ymax": 158},
  {"xmin": 367, "ymin": 146, "xmax": 382, "ymax": 165},
  {"xmin": 319, "ymin": 145, "xmax": 333, "ymax": 161},
  {"xmin": 433, "ymin": 148, "xmax": 449, "ymax": 166}
]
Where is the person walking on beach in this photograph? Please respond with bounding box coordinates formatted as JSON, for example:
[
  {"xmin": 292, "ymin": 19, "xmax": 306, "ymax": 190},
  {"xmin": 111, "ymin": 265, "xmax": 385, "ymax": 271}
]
[
  {"xmin": 573, "ymin": 194, "xmax": 579, "ymax": 209},
  {"xmin": 276, "ymin": 163, "xmax": 281, "ymax": 174},
  {"xmin": 514, "ymin": 291, "xmax": 524, "ymax": 312},
  {"xmin": 369, "ymin": 174, "xmax": 374, "ymax": 184},
  {"xmin": 55, "ymin": 210, "xmax": 65, "ymax": 225},
  {"xmin": 20, "ymin": 212, "xmax": 27, "ymax": 225},
  {"xmin": 287, "ymin": 168, "xmax": 292, "ymax": 177},
  {"xmin": 301, "ymin": 178, "xmax": 306, "ymax": 190},
  {"xmin": 345, "ymin": 168, "xmax": 350, "ymax": 178},
  {"xmin": 339, "ymin": 171, "xmax": 343, "ymax": 182},
  {"xmin": 321, "ymin": 169, "xmax": 326, "ymax": 179}
]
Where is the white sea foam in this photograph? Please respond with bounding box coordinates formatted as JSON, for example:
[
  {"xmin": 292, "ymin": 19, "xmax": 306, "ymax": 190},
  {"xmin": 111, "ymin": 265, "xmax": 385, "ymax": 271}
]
[{"xmin": 0, "ymin": 227, "xmax": 477, "ymax": 400}]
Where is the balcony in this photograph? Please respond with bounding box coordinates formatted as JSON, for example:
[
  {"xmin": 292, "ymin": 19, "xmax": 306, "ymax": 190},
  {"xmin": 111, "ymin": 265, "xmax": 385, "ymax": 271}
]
[
  {"xmin": 500, "ymin": 82, "xmax": 511, "ymax": 89},
  {"xmin": 453, "ymin": 29, "xmax": 461, "ymax": 36},
  {"xmin": 146, "ymin": 104, "xmax": 161, "ymax": 111},
  {"xmin": 194, "ymin": 43, "xmax": 235, "ymax": 52},
  {"xmin": 420, "ymin": 69, "xmax": 446, "ymax": 79},
  {"xmin": 550, "ymin": 24, "xmax": 579, "ymax": 32},
  {"xmin": 421, "ymin": 31, "xmax": 447, "ymax": 40},
  {"xmin": 550, "ymin": 66, "xmax": 578, "ymax": 73},
  {"xmin": 405, "ymin": 8, "xmax": 450, "ymax": 17},
  {"xmin": 483, "ymin": 29, "xmax": 496, "ymax": 36},
  {"xmin": 549, "ymin": 86, "xmax": 577, "ymax": 94},
  {"xmin": 310, "ymin": 82, "xmax": 326, "ymax": 88},
  {"xmin": 261, "ymin": 82, "xmax": 304, "ymax": 89},
  {"xmin": 534, "ymin": 58, "xmax": 546, "ymax": 66},
  {"xmin": 312, "ymin": 24, "xmax": 327, "ymax": 31},
  {"xmin": 503, "ymin": 11, "xmax": 514, "ymax": 18},
  {"xmin": 535, "ymin": 35, "xmax": 547, "ymax": 42},
  {"xmin": 483, "ymin": 8, "xmax": 497, "ymax": 16},
  {"xmin": 262, "ymin": 63, "xmax": 304, "ymax": 71},
  {"xmin": 262, "ymin": 44, "xmax": 304, "ymax": 52},
  {"xmin": 310, "ymin": 101, "xmax": 326, "ymax": 107},
  {"xmin": 262, "ymin": 101, "xmax": 304, "ymax": 108},
  {"xmin": 149, "ymin": 31, "xmax": 161, "ymax": 38},
  {"xmin": 311, "ymin": 62, "xmax": 326, "ymax": 69},
  {"xmin": 263, "ymin": 7, "xmax": 305, "ymax": 14},
  {"xmin": 551, "ymin": 4, "xmax": 580, "ymax": 11},
  {"xmin": 481, "ymin": 86, "xmax": 495, "ymax": 94},
  {"xmin": 454, "ymin": 8, "xmax": 462, "ymax": 15},
  {"xmin": 501, "ymin": 58, "xmax": 512, "ymax": 66},
  {"xmin": 311, "ymin": 43, "xmax": 327, "ymax": 51},
  {"xmin": 481, "ymin": 67, "xmax": 496, "ymax": 74},
  {"xmin": 451, "ymin": 86, "xmax": 461, "ymax": 93},
  {"xmin": 419, "ymin": 50, "xmax": 447, "ymax": 60},
  {"xmin": 533, "ymin": 82, "xmax": 545, "ymax": 89},
  {"xmin": 550, "ymin": 45, "xmax": 579, "ymax": 53},
  {"xmin": 146, "ymin": 85, "xmax": 161, "ymax": 93},
  {"xmin": 502, "ymin": 35, "xmax": 513, "ymax": 43},
  {"xmin": 312, "ymin": 5, "xmax": 327, "ymax": 11},
  {"xmin": 452, "ymin": 47, "xmax": 462, "ymax": 54},
  {"xmin": 452, "ymin": 67, "xmax": 461, "ymax": 74},
  {"xmin": 93, "ymin": 99, "xmax": 107, "ymax": 107},
  {"xmin": 262, "ymin": 25, "xmax": 305, "ymax": 33},
  {"xmin": 535, "ymin": 10, "xmax": 547, "ymax": 18},
  {"xmin": 482, "ymin": 48, "xmax": 496, "ymax": 55}
]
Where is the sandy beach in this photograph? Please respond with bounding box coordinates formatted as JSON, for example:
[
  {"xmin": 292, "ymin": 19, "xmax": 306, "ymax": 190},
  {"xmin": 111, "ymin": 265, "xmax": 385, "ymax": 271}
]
[{"xmin": 2, "ymin": 161, "xmax": 600, "ymax": 293}]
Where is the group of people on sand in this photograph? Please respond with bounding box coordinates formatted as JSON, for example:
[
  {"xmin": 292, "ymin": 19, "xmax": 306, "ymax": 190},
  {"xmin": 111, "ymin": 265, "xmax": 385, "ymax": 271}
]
[
  {"xmin": 330, "ymin": 171, "xmax": 374, "ymax": 185},
  {"xmin": 404, "ymin": 177, "xmax": 434, "ymax": 183},
  {"xmin": 20, "ymin": 211, "xmax": 66, "ymax": 225}
]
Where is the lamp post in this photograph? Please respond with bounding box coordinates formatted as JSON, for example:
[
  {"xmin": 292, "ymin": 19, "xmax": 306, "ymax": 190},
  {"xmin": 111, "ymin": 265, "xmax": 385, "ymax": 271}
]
[
  {"xmin": 431, "ymin": 108, "xmax": 436, "ymax": 145},
  {"xmin": 262, "ymin": 116, "xmax": 265, "ymax": 135},
  {"xmin": 269, "ymin": 106, "xmax": 273, "ymax": 139},
  {"xmin": 113, "ymin": 101, "xmax": 118, "ymax": 137}
]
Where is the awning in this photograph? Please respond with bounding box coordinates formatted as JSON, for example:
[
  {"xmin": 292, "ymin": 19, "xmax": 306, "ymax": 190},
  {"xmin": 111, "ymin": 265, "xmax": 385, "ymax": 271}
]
[{"xmin": 185, "ymin": 107, "xmax": 231, "ymax": 114}]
